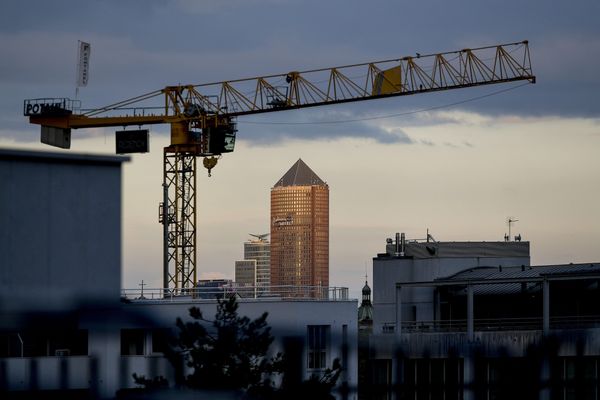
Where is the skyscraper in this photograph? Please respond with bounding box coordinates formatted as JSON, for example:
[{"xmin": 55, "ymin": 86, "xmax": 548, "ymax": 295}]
[{"xmin": 270, "ymin": 159, "xmax": 329, "ymax": 291}]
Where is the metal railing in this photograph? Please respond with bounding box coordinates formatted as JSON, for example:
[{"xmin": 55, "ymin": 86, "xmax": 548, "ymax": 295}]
[
  {"xmin": 121, "ymin": 285, "xmax": 350, "ymax": 302},
  {"xmin": 381, "ymin": 315, "xmax": 600, "ymax": 334}
]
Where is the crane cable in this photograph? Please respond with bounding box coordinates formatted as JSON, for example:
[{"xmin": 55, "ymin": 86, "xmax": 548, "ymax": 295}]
[{"xmin": 238, "ymin": 82, "xmax": 532, "ymax": 126}]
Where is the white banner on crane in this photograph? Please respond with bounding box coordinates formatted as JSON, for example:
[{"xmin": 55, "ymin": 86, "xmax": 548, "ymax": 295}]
[{"xmin": 77, "ymin": 41, "xmax": 91, "ymax": 87}]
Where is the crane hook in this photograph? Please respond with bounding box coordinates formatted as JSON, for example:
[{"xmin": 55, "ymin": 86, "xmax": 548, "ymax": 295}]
[{"xmin": 203, "ymin": 156, "xmax": 219, "ymax": 177}]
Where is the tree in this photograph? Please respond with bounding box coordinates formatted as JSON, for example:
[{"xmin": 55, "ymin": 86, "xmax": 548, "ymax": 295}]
[
  {"xmin": 134, "ymin": 296, "xmax": 342, "ymax": 399},
  {"xmin": 282, "ymin": 358, "xmax": 342, "ymax": 400},
  {"xmin": 171, "ymin": 296, "xmax": 284, "ymax": 393}
]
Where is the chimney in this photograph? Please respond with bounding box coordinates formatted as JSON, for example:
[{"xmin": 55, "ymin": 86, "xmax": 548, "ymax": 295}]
[{"xmin": 401, "ymin": 233, "xmax": 406, "ymax": 256}]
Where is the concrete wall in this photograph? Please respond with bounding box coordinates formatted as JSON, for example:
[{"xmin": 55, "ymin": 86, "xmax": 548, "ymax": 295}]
[
  {"xmin": 0, "ymin": 149, "xmax": 128, "ymax": 312},
  {"xmin": 0, "ymin": 356, "xmax": 92, "ymax": 391}
]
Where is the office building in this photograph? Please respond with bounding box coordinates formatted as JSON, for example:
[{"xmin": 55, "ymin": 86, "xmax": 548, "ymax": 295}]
[
  {"xmin": 244, "ymin": 233, "xmax": 271, "ymax": 289},
  {"xmin": 235, "ymin": 234, "xmax": 270, "ymax": 297},
  {"xmin": 270, "ymin": 159, "xmax": 329, "ymax": 292},
  {"xmin": 235, "ymin": 259, "xmax": 257, "ymax": 297},
  {"xmin": 235, "ymin": 260, "xmax": 257, "ymax": 286},
  {"xmin": 364, "ymin": 231, "xmax": 600, "ymax": 399}
]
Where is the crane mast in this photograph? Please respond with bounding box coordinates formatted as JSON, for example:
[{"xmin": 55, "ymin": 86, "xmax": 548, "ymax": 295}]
[{"xmin": 24, "ymin": 41, "xmax": 535, "ymax": 294}]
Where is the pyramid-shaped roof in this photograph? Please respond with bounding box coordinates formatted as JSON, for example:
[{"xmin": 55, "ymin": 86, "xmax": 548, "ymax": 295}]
[{"xmin": 274, "ymin": 159, "xmax": 326, "ymax": 187}]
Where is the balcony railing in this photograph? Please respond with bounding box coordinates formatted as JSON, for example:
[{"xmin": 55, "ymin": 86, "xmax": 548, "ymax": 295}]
[
  {"xmin": 381, "ymin": 315, "xmax": 600, "ymax": 334},
  {"xmin": 121, "ymin": 285, "xmax": 350, "ymax": 302}
]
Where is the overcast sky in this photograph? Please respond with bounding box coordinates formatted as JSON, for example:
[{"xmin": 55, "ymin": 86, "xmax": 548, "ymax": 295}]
[{"xmin": 1, "ymin": 0, "xmax": 599, "ymax": 297}]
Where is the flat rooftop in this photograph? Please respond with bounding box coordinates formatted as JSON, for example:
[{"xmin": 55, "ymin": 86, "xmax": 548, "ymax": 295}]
[
  {"xmin": 380, "ymin": 241, "xmax": 530, "ymax": 259},
  {"xmin": 0, "ymin": 147, "xmax": 130, "ymax": 165}
]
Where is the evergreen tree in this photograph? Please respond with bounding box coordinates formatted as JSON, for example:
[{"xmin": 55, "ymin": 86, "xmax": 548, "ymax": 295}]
[
  {"xmin": 134, "ymin": 296, "xmax": 342, "ymax": 399},
  {"xmin": 172, "ymin": 296, "xmax": 283, "ymax": 392}
]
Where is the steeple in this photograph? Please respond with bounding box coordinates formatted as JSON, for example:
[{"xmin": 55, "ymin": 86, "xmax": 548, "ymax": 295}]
[
  {"xmin": 361, "ymin": 281, "xmax": 372, "ymax": 303},
  {"xmin": 273, "ymin": 158, "xmax": 326, "ymax": 187},
  {"xmin": 358, "ymin": 280, "xmax": 373, "ymax": 324}
]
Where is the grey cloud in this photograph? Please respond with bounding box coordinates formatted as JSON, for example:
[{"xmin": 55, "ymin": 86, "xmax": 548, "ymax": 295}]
[
  {"xmin": 169, "ymin": 0, "xmax": 289, "ymax": 15},
  {"xmin": 238, "ymin": 120, "xmax": 413, "ymax": 146},
  {"xmin": 415, "ymin": 139, "xmax": 473, "ymax": 148},
  {"xmin": 2, "ymin": 0, "xmax": 600, "ymax": 147}
]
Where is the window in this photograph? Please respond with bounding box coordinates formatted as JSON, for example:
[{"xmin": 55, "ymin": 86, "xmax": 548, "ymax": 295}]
[
  {"xmin": 402, "ymin": 358, "xmax": 463, "ymax": 399},
  {"xmin": 151, "ymin": 329, "xmax": 169, "ymax": 354},
  {"xmin": 307, "ymin": 325, "xmax": 329, "ymax": 369},
  {"xmin": 121, "ymin": 329, "xmax": 145, "ymax": 356},
  {"xmin": 0, "ymin": 333, "xmax": 20, "ymax": 357},
  {"xmin": 48, "ymin": 330, "xmax": 88, "ymax": 356}
]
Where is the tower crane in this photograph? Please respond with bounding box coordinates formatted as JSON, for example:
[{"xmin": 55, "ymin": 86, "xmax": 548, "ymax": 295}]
[{"xmin": 24, "ymin": 41, "xmax": 535, "ymax": 293}]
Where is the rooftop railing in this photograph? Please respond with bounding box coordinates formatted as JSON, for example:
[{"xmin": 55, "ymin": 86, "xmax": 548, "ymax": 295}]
[
  {"xmin": 381, "ymin": 315, "xmax": 600, "ymax": 334},
  {"xmin": 121, "ymin": 285, "xmax": 350, "ymax": 302}
]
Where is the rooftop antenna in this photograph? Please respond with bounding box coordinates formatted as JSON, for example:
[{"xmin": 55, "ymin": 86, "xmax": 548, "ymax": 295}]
[
  {"xmin": 138, "ymin": 280, "xmax": 146, "ymax": 299},
  {"xmin": 426, "ymin": 228, "xmax": 437, "ymax": 243},
  {"xmin": 507, "ymin": 217, "xmax": 519, "ymax": 241}
]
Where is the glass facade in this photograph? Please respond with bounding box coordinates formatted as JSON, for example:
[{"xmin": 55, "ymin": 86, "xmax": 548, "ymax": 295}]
[{"xmin": 244, "ymin": 240, "xmax": 271, "ymax": 288}]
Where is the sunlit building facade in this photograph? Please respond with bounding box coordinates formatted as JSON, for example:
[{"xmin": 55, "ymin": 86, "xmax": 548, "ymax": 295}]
[{"xmin": 270, "ymin": 159, "xmax": 329, "ymax": 290}]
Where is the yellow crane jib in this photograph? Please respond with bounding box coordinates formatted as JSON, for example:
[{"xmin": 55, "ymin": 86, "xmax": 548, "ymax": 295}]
[{"xmin": 23, "ymin": 40, "xmax": 535, "ymax": 292}]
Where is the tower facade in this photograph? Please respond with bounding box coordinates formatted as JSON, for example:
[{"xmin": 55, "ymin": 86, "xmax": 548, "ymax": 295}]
[{"xmin": 270, "ymin": 159, "xmax": 329, "ymax": 291}]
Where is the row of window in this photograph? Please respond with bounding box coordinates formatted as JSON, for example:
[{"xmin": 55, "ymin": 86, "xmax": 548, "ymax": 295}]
[
  {"xmin": 0, "ymin": 329, "xmax": 169, "ymax": 358},
  {"xmin": 368, "ymin": 356, "xmax": 600, "ymax": 400},
  {"xmin": 1, "ymin": 326, "xmax": 334, "ymax": 373},
  {"xmin": 0, "ymin": 330, "xmax": 88, "ymax": 358},
  {"xmin": 127, "ymin": 326, "xmax": 333, "ymax": 368},
  {"xmin": 120, "ymin": 329, "xmax": 169, "ymax": 356}
]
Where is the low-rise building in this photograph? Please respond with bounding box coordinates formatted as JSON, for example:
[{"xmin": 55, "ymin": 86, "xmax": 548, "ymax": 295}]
[{"xmin": 367, "ymin": 232, "xmax": 600, "ymax": 399}]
